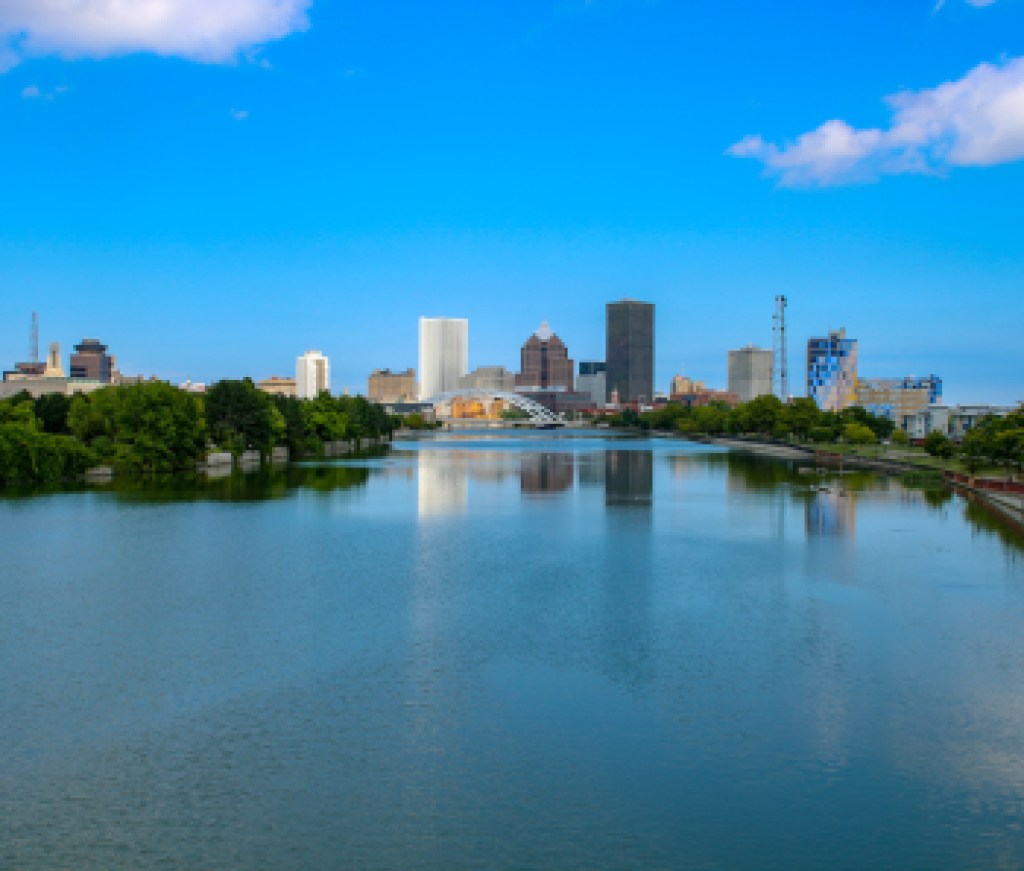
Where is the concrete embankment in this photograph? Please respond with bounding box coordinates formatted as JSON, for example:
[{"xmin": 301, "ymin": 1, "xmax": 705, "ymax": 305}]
[
  {"xmin": 687, "ymin": 435, "xmax": 945, "ymax": 476},
  {"xmin": 944, "ymin": 472, "xmax": 1024, "ymax": 532}
]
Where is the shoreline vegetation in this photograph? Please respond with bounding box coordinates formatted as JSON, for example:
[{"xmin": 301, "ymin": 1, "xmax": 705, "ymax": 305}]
[
  {"xmin": 604, "ymin": 395, "xmax": 1024, "ymax": 531},
  {"xmin": 2, "ymin": 384, "xmax": 1022, "ymax": 529},
  {"xmin": 0, "ymin": 379, "xmax": 399, "ymax": 487}
]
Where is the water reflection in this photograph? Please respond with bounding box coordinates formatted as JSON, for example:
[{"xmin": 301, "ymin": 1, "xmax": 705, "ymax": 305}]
[
  {"xmin": 805, "ymin": 486, "xmax": 857, "ymax": 537},
  {"xmin": 417, "ymin": 450, "xmax": 468, "ymax": 517},
  {"xmin": 29, "ymin": 464, "xmax": 375, "ymax": 504},
  {"xmin": 577, "ymin": 452, "xmax": 606, "ymax": 488},
  {"xmin": 520, "ymin": 453, "xmax": 574, "ymax": 495},
  {"xmin": 605, "ymin": 450, "xmax": 652, "ymax": 508}
]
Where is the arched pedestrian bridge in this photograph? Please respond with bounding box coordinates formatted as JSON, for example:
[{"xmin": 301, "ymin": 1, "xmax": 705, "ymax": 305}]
[{"xmin": 427, "ymin": 390, "xmax": 564, "ymax": 425}]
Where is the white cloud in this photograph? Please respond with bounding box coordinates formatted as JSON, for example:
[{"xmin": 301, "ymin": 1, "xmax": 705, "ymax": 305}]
[
  {"xmin": 0, "ymin": 0, "xmax": 310, "ymax": 73},
  {"xmin": 20, "ymin": 82, "xmax": 68, "ymax": 100},
  {"xmin": 936, "ymin": 0, "xmax": 1000, "ymax": 9},
  {"xmin": 729, "ymin": 56, "xmax": 1024, "ymax": 185}
]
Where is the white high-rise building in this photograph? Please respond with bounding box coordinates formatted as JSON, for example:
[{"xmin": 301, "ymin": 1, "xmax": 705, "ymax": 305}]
[
  {"xmin": 418, "ymin": 317, "xmax": 468, "ymax": 400},
  {"xmin": 728, "ymin": 346, "xmax": 774, "ymax": 403},
  {"xmin": 296, "ymin": 350, "xmax": 330, "ymax": 399}
]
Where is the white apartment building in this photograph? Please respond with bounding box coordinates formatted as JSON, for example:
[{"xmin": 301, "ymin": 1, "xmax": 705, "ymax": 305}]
[
  {"xmin": 418, "ymin": 317, "xmax": 468, "ymax": 400},
  {"xmin": 296, "ymin": 349, "xmax": 330, "ymax": 399}
]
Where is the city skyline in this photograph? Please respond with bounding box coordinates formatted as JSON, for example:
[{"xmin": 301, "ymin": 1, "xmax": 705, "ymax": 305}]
[{"xmin": 1, "ymin": 2, "xmax": 1022, "ymax": 404}]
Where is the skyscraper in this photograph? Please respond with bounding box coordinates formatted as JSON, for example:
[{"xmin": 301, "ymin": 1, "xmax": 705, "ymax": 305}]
[
  {"xmin": 418, "ymin": 317, "xmax": 468, "ymax": 400},
  {"xmin": 728, "ymin": 346, "xmax": 774, "ymax": 403},
  {"xmin": 807, "ymin": 328, "xmax": 857, "ymax": 412},
  {"xmin": 516, "ymin": 321, "xmax": 574, "ymax": 392},
  {"xmin": 296, "ymin": 349, "xmax": 330, "ymax": 399},
  {"xmin": 606, "ymin": 300, "xmax": 654, "ymax": 404}
]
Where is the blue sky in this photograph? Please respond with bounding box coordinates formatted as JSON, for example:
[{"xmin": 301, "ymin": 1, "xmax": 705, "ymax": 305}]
[{"xmin": 1, "ymin": 0, "xmax": 1022, "ymax": 404}]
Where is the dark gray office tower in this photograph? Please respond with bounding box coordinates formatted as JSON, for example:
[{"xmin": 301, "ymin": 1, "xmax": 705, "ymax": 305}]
[{"xmin": 605, "ymin": 300, "xmax": 654, "ymax": 404}]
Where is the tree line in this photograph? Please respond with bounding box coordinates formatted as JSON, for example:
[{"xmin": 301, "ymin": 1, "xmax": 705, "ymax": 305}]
[
  {"xmin": 610, "ymin": 395, "xmax": 897, "ymax": 444},
  {"xmin": 0, "ymin": 379, "xmax": 398, "ymax": 485},
  {"xmin": 610, "ymin": 394, "xmax": 1024, "ymax": 472}
]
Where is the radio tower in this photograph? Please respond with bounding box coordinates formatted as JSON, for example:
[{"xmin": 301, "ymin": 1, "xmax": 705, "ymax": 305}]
[
  {"xmin": 30, "ymin": 311, "xmax": 39, "ymax": 364},
  {"xmin": 773, "ymin": 295, "xmax": 788, "ymax": 401}
]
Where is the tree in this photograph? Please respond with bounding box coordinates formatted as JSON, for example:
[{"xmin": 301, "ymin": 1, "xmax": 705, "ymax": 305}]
[
  {"xmin": 743, "ymin": 395, "xmax": 785, "ymax": 435},
  {"xmin": 923, "ymin": 429, "xmax": 954, "ymax": 459},
  {"xmin": 787, "ymin": 398, "xmax": 822, "ymax": 440},
  {"xmin": 205, "ymin": 379, "xmax": 276, "ymax": 455},
  {"xmin": 302, "ymin": 393, "xmax": 350, "ymax": 450},
  {"xmin": 809, "ymin": 426, "xmax": 835, "ymax": 444},
  {"xmin": 996, "ymin": 429, "xmax": 1024, "ymax": 473},
  {"xmin": 889, "ymin": 429, "xmax": 909, "ymax": 446},
  {"xmin": 33, "ymin": 393, "xmax": 73, "ymax": 434},
  {"xmin": 109, "ymin": 382, "xmax": 205, "ymax": 473},
  {"xmin": 960, "ymin": 428, "xmax": 989, "ymax": 474},
  {"xmin": 842, "ymin": 422, "xmax": 877, "ymax": 445}
]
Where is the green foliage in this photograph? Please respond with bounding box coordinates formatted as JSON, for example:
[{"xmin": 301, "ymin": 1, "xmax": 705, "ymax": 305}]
[
  {"xmin": 33, "ymin": 393, "xmax": 73, "ymax": 434},
  {"xmin": 500, "ymin": 408, "xmax": 531, "ymax": 420},
  {"xmin": 626, "ymin": 395, "xmax": 893, "ymax": 445},
  {"xmin": 787, "ymin": 398, "xmax": 821, "ymax": 439},
  {"xmin": 923, "ymin": 429, "xmax": 954, "ymax": 459},
  {"xmin": 1, "ymin": 381, "xmax": 407, "ymax": 488},
  {"xmin": 271, "ymin": 395, "xmax": 307, "ymax": 454},
  {"xmin": 205, "ymin": 379, "xmax": 276, "ymax": 455},
  {"xmin": 842, "ymin": 422, "xmax": 877, "ymax": 445},
  {"xmin": 69, "ymin": 383, "xmax": 205, "ymax": 473},
  {"xmin": 809, "ymin": 426, "xmax": 836, "ymax": 444},
  {"xmin": 400, "ymin": 413, "xmax": 438, "ymax": 430},
  {"xmin": 0, "ymin": 395, "xmax": 96, "ymax": 484},
  {"xmin": 889, "ymin": 429, "xmax": 910, "ymax": 446}
]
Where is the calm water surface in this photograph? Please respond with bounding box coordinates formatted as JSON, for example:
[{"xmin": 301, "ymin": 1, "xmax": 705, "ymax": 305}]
[{"xmin": 3, "ymin": 434, "xmax": 1024, "ymax": 870}]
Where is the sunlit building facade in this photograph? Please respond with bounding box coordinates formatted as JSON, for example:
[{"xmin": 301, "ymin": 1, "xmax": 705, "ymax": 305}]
[
  {"xmin": 418, "ymin": 317, "xmax": 468, "ymax": 400},
  {"xmin": 727, "ymin": 346, "xmax": 774, "ymax": 403},
  {"xmin": 855, "ymin": 375, "xmax": 942, "ymax": 424},
  {"xmin": 296, "ymin": 350, "xmax": 330, "ymax": 399},
  {"xmin": 368, "ymin": 368, "xmax": 417, "ymax": 403}
]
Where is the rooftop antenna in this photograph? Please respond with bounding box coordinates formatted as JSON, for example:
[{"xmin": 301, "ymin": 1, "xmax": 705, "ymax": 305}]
[
  {"xmin": 773, "ymin": 295, "xmax": 788, "ymax": 400},
  {"xmin": 30, "ymin": 311, "xmax": 39, "ymax": 364}
]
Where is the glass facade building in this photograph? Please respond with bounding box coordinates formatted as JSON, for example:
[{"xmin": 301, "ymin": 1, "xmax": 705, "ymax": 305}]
[
  {"xmin": 806, "ymin": 328, "xmax": 858, "ymax": 412},
  {"xmin": 606, "ymin": 300, "xmax": 654, "ymax": 404}
]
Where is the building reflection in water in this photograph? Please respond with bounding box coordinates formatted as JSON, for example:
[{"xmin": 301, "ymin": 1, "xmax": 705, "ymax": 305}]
[
  {"xmin": 520, "ymin": 452, "xmax": 574, "ymax": 495},
  {"xmin": 805, "ymin": 486, "xmax": 856, "ymax": 537},
  {"xmin": 605, "ymin": 450, "xmax": 653, "ymax": 508},
  {"xmin": 576, "ymin": 452, "xmax": 606, "ymax": 488},
  {"xmin": 416, "ymin": 450, "xmax": 468, "ymax": 517}
]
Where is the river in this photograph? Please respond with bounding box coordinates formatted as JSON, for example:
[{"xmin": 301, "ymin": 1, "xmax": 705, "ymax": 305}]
[{"xmin": 2, "ymin": 433, "xmax": 1023, "ymax": 869}]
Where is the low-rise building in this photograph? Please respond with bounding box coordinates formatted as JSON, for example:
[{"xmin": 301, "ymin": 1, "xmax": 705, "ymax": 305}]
[
  {"xmin": 672, "ymin": 389, "xmax": 740, "ymax": 409},
  {"xmin": 458, "ymin": 366, "xmax": 516, "ymax": 392},
  {"xmin": 577, "ymin": 361, "xmax": 607, "ymax": 406},
  {"xmin": 856, "ymin": 375, "xmax": 942, "ymax": 424},
  {"xmin": 902, "ymin": 404, "xmax": 1016, "ymax": 440},
  {"xmin": 368, "ymin": 368, "xmax": 417, "ymax": 403},
  {"xmin": 670, "ymin": 375, "xmax": 704, "ymax": 396},
  {"xmin": 256, "ymin": 376, "xmax": 296, "ymax": 397}
]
